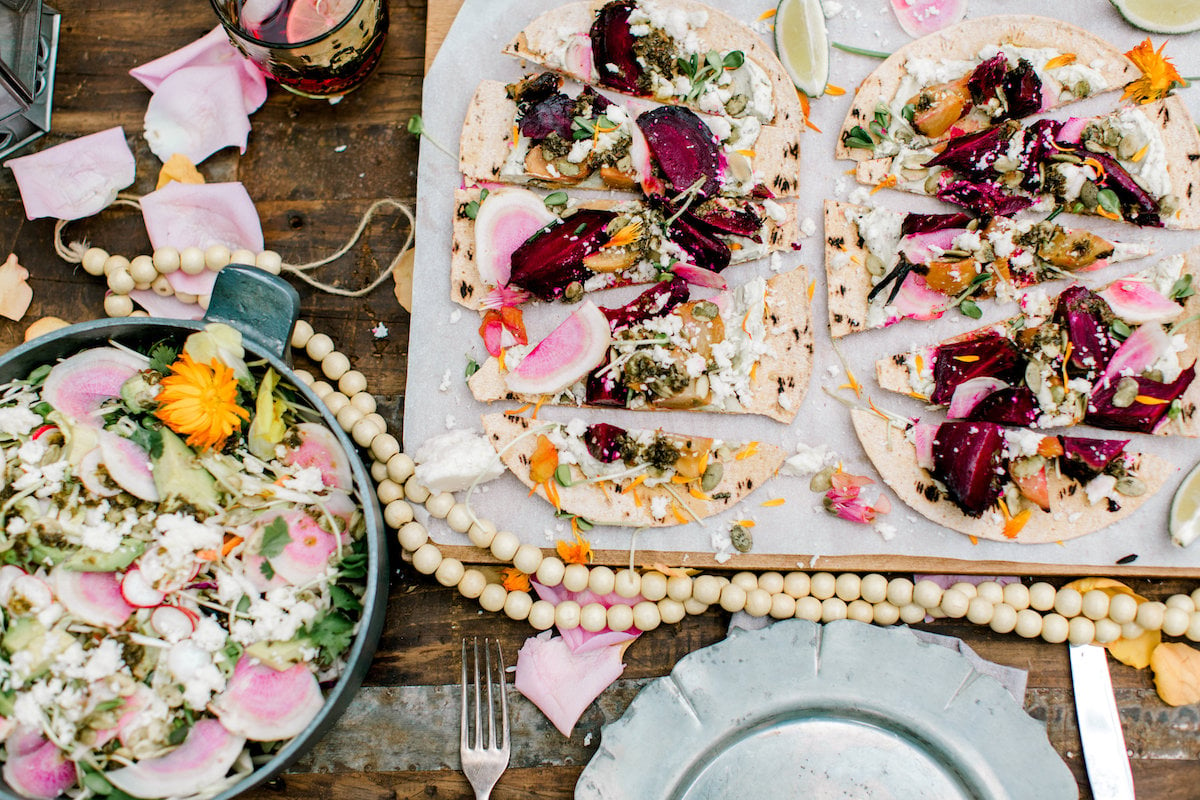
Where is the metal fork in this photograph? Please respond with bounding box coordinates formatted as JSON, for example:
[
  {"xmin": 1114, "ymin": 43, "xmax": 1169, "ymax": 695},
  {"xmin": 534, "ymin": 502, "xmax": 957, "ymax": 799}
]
[{"xmin": 460, "ymin": 637, "xmax": 510, "ymax": 799}]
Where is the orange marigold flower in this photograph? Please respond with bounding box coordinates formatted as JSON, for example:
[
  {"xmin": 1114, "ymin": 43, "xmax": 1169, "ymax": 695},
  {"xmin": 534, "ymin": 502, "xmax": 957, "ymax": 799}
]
[
  {"xmin": 1122, "ymin": 38, "xmax": 1183, "ymax": 105},
  {"xmin": 155, "ymin": 352, "xmax": 249, "ymax": 450},
  {"xmin": 556, "ymin": 530, "xmax": 593, "ymax": 565},
  {"xmin": 501, "ymin": 567, "xmax": 531, "ymax": 592},
  {"xmin": 530, "ymin": 434, "xmax": 559, "ymax": 485}
]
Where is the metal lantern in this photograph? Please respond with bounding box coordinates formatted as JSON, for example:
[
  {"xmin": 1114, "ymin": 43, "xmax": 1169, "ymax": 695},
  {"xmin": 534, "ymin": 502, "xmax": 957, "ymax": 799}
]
[{"xmin": 0, "ymin": 0, "xmax": 60, "ymax": 160}]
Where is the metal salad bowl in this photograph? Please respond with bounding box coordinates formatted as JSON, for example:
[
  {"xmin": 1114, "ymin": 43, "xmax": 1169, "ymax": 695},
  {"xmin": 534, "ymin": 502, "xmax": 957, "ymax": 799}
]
[{"xmin": 0, "ymin": 264, "xmax": 388, "ymax": 800}]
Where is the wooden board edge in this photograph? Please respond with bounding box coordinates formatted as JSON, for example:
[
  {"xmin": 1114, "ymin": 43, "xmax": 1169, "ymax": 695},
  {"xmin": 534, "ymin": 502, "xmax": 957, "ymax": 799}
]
[{"xmin": 425, "ymin": 0, "xmax": 466, "ymax": 74}]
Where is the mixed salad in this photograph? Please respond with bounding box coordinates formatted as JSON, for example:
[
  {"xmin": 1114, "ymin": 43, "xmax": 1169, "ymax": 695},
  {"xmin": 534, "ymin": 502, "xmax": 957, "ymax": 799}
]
[{"xmin": 0, "ymin": 324, "xmax": 369, "ymax": 800}]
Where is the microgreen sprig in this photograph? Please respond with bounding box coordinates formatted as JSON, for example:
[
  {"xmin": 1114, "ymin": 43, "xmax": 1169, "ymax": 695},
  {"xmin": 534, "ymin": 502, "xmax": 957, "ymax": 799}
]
[{"xmin": 407, "ymin": 115, "xmax": 455, "ymax": 159}]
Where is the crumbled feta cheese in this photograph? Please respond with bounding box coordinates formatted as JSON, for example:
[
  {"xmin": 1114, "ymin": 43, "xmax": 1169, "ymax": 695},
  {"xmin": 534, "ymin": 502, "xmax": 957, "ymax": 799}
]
[
  {"xmin": 413, "ymin": 429, "xmax": 505, "ymax": 492},
  {"xmin": 0, "ymin": 405, "xmax": 41, "ymax": 438},
  {"xmin": 781, "ymin": 443, "xmax": 836, "ymax": 478}
]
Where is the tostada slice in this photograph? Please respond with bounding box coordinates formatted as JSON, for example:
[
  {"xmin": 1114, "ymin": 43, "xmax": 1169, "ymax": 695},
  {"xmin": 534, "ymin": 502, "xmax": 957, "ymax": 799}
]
[
  {"xmin": 850, "ymin": 408, "xmax": 1172, "ymax": 544},
  {"xmin": 469, "ymin": 269, "xmax": 811, "ymax": 424},
  {"xmin": 460, "ymin": 75, "xmax": 800, "ymax": 199},
  {"xmin": 503, "ymin": 0, "xmax": 803, "ymax": 129},
  {"xmin": 452, "ymin": 186, "xmax": 797, "ymax": 310},
  {"xmin": 836, "ymin": 15, "xmax": 1136, "ymax": 162},
  {"xmin": 876, "ymin": 248, "xmax": 1200, "ymax": 436},
  {"xmin": 824, "ymin": 199, "xmax": 1152, "ymax": 337},
  {"xmin": 854, "ymin": 96, "xmax": 1200, "ymax": 229},
  {"xmin": 482, "ymin": 412, "xmax": 785, "ymax": 527}
]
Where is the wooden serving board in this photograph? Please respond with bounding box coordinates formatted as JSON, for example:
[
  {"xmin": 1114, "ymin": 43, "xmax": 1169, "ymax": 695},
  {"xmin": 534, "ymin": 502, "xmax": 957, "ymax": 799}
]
[{"xmin": 420, "ymin": 5, "xmax": 1199, "ymax": 578}]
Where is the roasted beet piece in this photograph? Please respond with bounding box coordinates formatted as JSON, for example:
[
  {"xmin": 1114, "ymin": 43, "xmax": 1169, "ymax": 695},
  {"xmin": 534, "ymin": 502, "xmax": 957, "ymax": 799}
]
[
  {"xmin": 1000, "ymin": 59, "xmax": 1044, "ymax": 119},
  {"xmin": 584, "ymin": 422, "xmax": 629, "ymax": 462},
  {"xmin": 1054, "ymin": 286, "xmax": 1117, "ymax": 373},
  {"xmin": 692, "ymin": 197, "xmax": 764, "ymax": 240},
  {"xmin": 519, "ymin": 92, "xmax": 575, "ymax": 141},
  {"xmin": 931, "ymin": 334, "xmax": 1026, "ymax": 404},
  {"xmin": 899, "ymin": 211, "xmax": 975, "ymax": 237},
  {"xmin": 507, "ymin": 72, "xmax": 564, "ymax": 108},
  {"xmin": 931, "ymin": 421, "xmax": 1006, "ymax": 516},
  {"xmin": 966, "ymin": 53, "xmax": 1008, "ymax": 104},
  {"xmin": 507, "ymin": 210, "xmax": 614, "ymax": 300},
  {"xmin": 585, "ymin": 356, "xmax": 630, "ymax": 407},
  {"xmin": 925, "ymin": 120, "xmax": 1019, "ymax": 179},
  {"xmin": 1018, "ymin": 118, "xmax": 1062, "ymax": 191},
  {"xmin": 1086, "ymin": 151, "xmax": 1161, "ymax": 225},
  {"xmin": 1058, "ymin": 436, "xmax": 1129, "ymax": 481},
  {"xmin": 965, "ymin": 386, "xmax": 1040, "ymax": 426},
  {"xmin": 1086, "ymin": 365, "xmax": 1195, "ymax": 433},
  {"xmin": 601, "ymin": 277, "xmax": 690, "ymax": 330},
  {"xmin": 936, "ymin": 179, "xmax": 1033, "ymax": 217},
  {"xmin": 590, "ymin": 1, "xmax": 641, "ymax": 94},
  {"xmin": 637, "ymin": 106, "xmax": 725, "ymax": 198},
  {"xmin": 668, "ymin": 212, "xmax": 732, "ymax": 272}
]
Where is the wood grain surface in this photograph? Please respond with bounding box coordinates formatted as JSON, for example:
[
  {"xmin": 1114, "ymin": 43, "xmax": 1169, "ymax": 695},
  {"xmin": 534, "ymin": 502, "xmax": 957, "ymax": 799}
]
[{"xmin": 0, "ymin": 2, "xmax": 1197, "ymax": 799}]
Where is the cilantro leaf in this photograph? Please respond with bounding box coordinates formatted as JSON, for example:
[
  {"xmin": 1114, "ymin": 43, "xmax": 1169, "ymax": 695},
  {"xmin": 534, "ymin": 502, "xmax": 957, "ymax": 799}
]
[
  {"xmin": 148, "ymin": 343, "xmax": 179, "ymax": 374},
  {"xmin": 259, "ymin": 517, "xmax": 292, "ymax": 558},
  {"xmin": 307, "ymin": 612, "xmax": 356, "ymax": 662},
  {"xmin": 125, "ymin": 424, "xmax": 163, "ymax": 460},
  {"xmin": 330, "ymin": 584, "xmax": 363, "ymax": 613},
  {"xmin": 259, "ymin": 560, "xmax": 276, "ymax": 581}
]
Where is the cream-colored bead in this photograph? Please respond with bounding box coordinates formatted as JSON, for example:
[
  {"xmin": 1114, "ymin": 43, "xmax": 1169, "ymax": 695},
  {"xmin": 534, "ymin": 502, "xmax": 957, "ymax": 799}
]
[
  {"xmin": 129, "ymin": 310, "xmax": 150, "ymax": 317},
  {"xmin": 949, "ymin": 581, "xmax": 978, "ymax": 599},
  {"xmin": 770, "ymin": 593, "xmax": 797, "ymax": 620},
  {"xmin": 1163, "ymin": 607, "xmax": 1191, "ymax": 637},
  {"xmin": 425, "ymin": 491, "xmax": 454, "ymax": 519},
  {"xmin": 607, "ymin": 604, "xmax": 634, "ymax": 632},
  {"xmin": 1136, "ymin": 601, "xmax": 1166, "ymax": 631},
  {"xmin": 860, "ymin": 574, "xmax": 888, "ymax": 604},
  {"xmin": 512, "ymin": 544, "xmax": 542, "ymax": 576},
  {"xmin": 912, "ymin": 580, "xmax": 943, "ymax": 611},
  {"xmin": 1166, "ymin": 594, "xmax": 1196, "ymax": 613},
  {"xmin": 719, "ymin": 583, "xmax": 747, "ymax": 613},
  {"xmin": 555, "ymin": 600, "xmax": 581, "ymax": 630},
  {"xmin": 744, "ymin": 588, "xmax": 772, "ymax": 618},
  {"xmin": 666, "ymin": 574, "xmax": 693, "ymax": 602},
  {"xmin": 371, "ymin": 460, "xmax": 388, "ymax": 482},
  {"xmin": 614, "ymin": 569, "xmax": 641, "ymax": 599},
  {"xmin": 683, "ymin": 599, "xmax": 708, "ymax": 617},
  {"xmin": 411, "ymin": 543, "xmax": 442, "ymax": 575},
  {"xmin": 107, "ymin": 268, "xmax": 135, "ymax": 295},
  {"xmin": 335, "ymin": 405, "xmax": 364, "ymax": 436},
  {"xmin": 1028, "ymin": 582, "xmax": 1057, "ymax": 611},
  {"xmin": 810, "ymin": 572, "xmax": 836, "ymax": 600},
  {"xmin": 352, "ymin": 416, "xmax": 384, "ymax": 448},
  {"xmin": 731, "ymin": 572, "xmax": 757, "ymax": 592},
  {"xmin": 535, "ymin": 556, "xmax": 565, "ymax": 588},
  {"xmin": 1094, "ymin": 619, "xmax": 1122, "ymax": 645},
  {"xmin": 580, "ymin": 603, "xmax": 608, "ymax": 632},
  {"xmin": 310, "ymin": 379, "xmax": 334, "ymax": 399},
  {"xmin": 396, "ymin": 520, "xmax": 426, "ymax": 551},
  {"xmin": 976, "ymin": 581, "xmax": 1004, "ymax": 604},
  {"xmin": 873, "ymin": 602, "xmax": 901, "ymax": 626},
  {"xmin": 640, "ymin": 572, "xmax": 668, "ymax": 602},
  {"xmin": 468, "ymin": 519, "xmax": 496, "ymax": 549},
  {"xmin": 387, "ymin": 453, "xmax": 416, "ymax": 484},
  {"xmin": 404, "ymin": 478, "xmax": 430, "ymax": 506},
  {"xmin": 489, "ymin": 530, "xmax": 520, "ymax": 562},
  {"xmin": 658, "ymin": 598, "xmax": 686, "ymax": 625},
  {"xmin": 846, "ymin": 599, "xmax": 873, "ymax": 623},
  {"xmin": 1081, "ymin": 589, "xmax": 1110, "ymax": 621},
  {"xmin": 562, "ymin": 563, "xmax": 590, "ymax": 593},
  {"xmin": 175, "ymin": 291, "xmax": 197, "ymax": 305},
  {"xmin": 633, "ymin": 601, "xmax": 661, "ymax": 631},
  {"xmin": 292, "ymin": 369, "xmax": 315, "ymax": 387},
  {"xmin": 81, "ymin": 247, "xmax": 109, "ymax": 276},
  {"xmin": 205, "ymin": 245, "xmax": 231, "ymax": 271},
  {"xmin": 966, "ymin": 597, "xmax": 994, "ymax": 626},
  {"xmin": 1106, "ymin": 593, "xmax": 1137, "ymax": 625},
  {"xmin": 821, "ymin": 597, "xmax": 848, "ymax": 622},
  {"xmin": 350, "ymin": 391, "xmax": 377, "ymax": 415},
  {"xmin": 1014, "ymin": 609, "xmax": 1044, "ymax": 639},
  {"xmin": 457, "ymin": 569, "xmax": 487, "ymax": 599},
  {"xmin": 102, "ymin": 293, "xmax": 134, "ymax": 317},
  {"xmin": 306, "ymin": 333, "xmax": 335, "ymax": 362},
  {"xmin": 940, "ymin": 588, "xmax": 969, "ymax": 619},
  {"xmin": 1041, "ymin": 613, "xmax": 1069, "ymax": 644},
  {"xmin": 899, "ymin": 604, "xmax": 927, "ymax": 625},
  {"xmin": 290, "ymin": 320, "xmax": 315, "ymax": 349},
  {"xmin": 365, "ymin": 413, "xmax": 387, "ymax": 434},
  {"xmin": 478, "ymin": 584, "xmax": 507, "ymax": 613},
  {"xmin": 588, "ymin": 566, "xmax": 616, "ymax": 596},
  {"xmin": 835, "ymin": 573, "xmax": 861, "ymax": 602},
  {"xmin": 758, "ymin": 571, "xmax": 784, "ymax": 595},
  {"xmin": 990, "ymin": 603, "xmax": 1018, "ymax": 635},
  {"xmin": 231, "ymin": 248, "xmax": 257, "ymax": 267},
  {"xmin": 783, "ymin": 572, "xmax": 811, "ymax": 598},
  {"xmin": 1186, "ymin": 613, "xmax": 1200, "ymax": 642},
  {"xmin": 103, "ymin": 254, "xmax": 130, "ymax": 277},
  {"xmin": 370, "ymin": 433, "xmax": 400, "ymax": 463},
  {"xmin": 692, "ymin": 575, "xmax": 723, "ymax": 605},
  {"xmin": 434, "ymin": 557, "xmax": 464, "ymax": 588},
  {"xmin": 1002, "ymin": 583, "xmax": 1030, "ymax": 611},
  {"xmin": 151, "ymin": 274, "xmax": 174, "ymax": 296},
  {"xmin": 180, "ymin": 247, "xmax": 206, "ymax": 275},
  {"xmin": 445, "ymin": 504, "xmax": 473, "ymax": 534},
  {"xmin": 503, "ymin": 590, "xmax": 532, "ymax": 621},
  {"xmin": 1053, "ymin": 588, "xmax": 1083, "ymax": 618},
  {"xmin": 256, "ymin": 250, "xmax": 283, "ymax": 274},
  {"xmin": 795, "ymin": 596, "xmax": 822, "ymax": 622},
  {"xmin": 153, "ymin": 247, "xmax": 181, "ymax": 274},
  {"xmin": 321, "ymin": 351, "xmax": 351, "ymax": 381},
  {"xmin": 385, "ymin": 497, "xmax": 417, "ymax": 528},
  {"xmin": 1068, "ymin": 616, "xmax": 1096, "ymax": 646},
  {"xmin": 528, "ymin": 600, "xmax": 556, "ymax": 630},
  {"xmin": 197, "ymin": 294, "xmax": 211, "ymax": 311},
  {"xmin": 339, "ymin": 370, "xmax": 368, "ymax": 396},
  {"xmin": 886, "ymin": 578, "xmax": 914, "ymax": 607},
  {"xmin": 122, "ymin": 256, "xmax": 152, "ymax": 283}
]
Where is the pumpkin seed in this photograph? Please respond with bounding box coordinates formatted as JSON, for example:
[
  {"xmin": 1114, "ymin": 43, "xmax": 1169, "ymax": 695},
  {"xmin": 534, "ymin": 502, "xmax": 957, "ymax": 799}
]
[
  {"xmin": 1084, "ymin": 139, "xmax": 1108, "ymax": 154},
  {"xmin": 692, "ymin": 300, "xmax": 719, "ymax": 319},
  {"xmin": 940, "ymin": 248, "xmax": 971, "ymax": 259},
  {"xmin": 1116, "ymin": 476, "xmax": 1146, "ymax": 497},
  {"xmin": 1101, "ymin": 125, "xmax": 1122, "ymax": 147},
  {"xmin": 924, "ymin": 171, "xmax": 942, "ymax": 194},
  {"xmin": 1025, "ymin": 361, "xmax": 1044, "ymax": 394},
  {"xmin": 1113, "ymin": 376, "xmax": 1139, "ymax": 408},
  {"xmin": 1079, "ymin": 180, "xmax": 1099, "ymax": 210},
  {"xmin": 1117, "ymin": 134, "xmax": 1143, "ymax": 160},
  {"xmin": 1049, "ymin": 152, "xmax": 1082, "ymax": 164},
  {"xmin": 1159, "ymin": 194, "xmax": 1180, "ymax": 216},
  {"xmin": 730, "ymin": 524, "xmax": 753, "ymax": 553},
  {"xmin": 1145, "ymin": 369, "xmax": 1164, "ymax": 383},
  {"xmin": 701, "ymin": 462, "xmax": 724, "ymax": 492},
  {"xmin": 865, "ymin": 254, "xmax": 885, "ymax": 276},
  {"xmin": 725, "ymin": 94, "xmax": 748, "ymax": 117},
  {"xmin": 1072, "ymin": 80, "xmax": 1091, "ymax": 98},
  {"xmin": 810, "ymin": 465, "xmax": 836, "ymax": 493},
  {"xmin": 992, "ymin": 155, "xmax": 1019, "ymax": 173},
  {"xmin": 1010, "ymin": 455, "xmax": 1046, "ymax": 479},
  {"xmin": 564, "ymin": 281, "xmax": 584, "ymax": 302},
  {"xmin": 1050, "ymin": 384, "xmax": 1065, "ymax": 404}
]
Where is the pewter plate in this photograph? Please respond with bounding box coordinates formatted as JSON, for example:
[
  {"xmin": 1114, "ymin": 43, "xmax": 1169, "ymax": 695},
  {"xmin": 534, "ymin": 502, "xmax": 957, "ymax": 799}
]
[{"xmin": 576, "ymin": 620, "xmax": 1075, "ymax": 800}]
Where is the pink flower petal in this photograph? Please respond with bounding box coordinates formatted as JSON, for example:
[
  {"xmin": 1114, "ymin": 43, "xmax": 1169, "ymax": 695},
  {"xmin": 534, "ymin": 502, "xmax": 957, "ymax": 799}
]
[
  {"xmin": 141, "ymin": 181, "xmax": 264, "ymax": 252},
  {"xmin": 128, "ymin": 289, "xmax": 205, "ymax": 320},
  {"xmin": 3, "ymin": 127, "xmax": 135, "ymax": 221},
  {"xmin": 144, "ymin": 65, "xmax": 252, "ymax": 165},
  {"xmin": 514, "ymin": 630, "xmax": 626, "ymax": 737},
  {"xmin": 131, "ymin": 26, "xmax": 267, "ymax": 113}
]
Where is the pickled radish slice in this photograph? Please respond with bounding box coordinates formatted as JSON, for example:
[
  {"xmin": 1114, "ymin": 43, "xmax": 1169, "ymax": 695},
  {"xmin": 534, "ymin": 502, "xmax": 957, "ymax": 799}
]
[
  {"xmin": 120, "ymin": 569, "xmax": 166, "ymax": 608},
  {"xmin": 282, "ymin": 422, "xmax": 353, "ymax": 490},
  {"xmin": 890, "ymin": 273, "xmax": 947, "ymax": 321},
  {"xmin": 900, "ymin": 229, "xmax": 966, "ymax": 264},
  {"xmin": 51, "ymin": 568, "xmax": 134, "ymax": 629},
  {"xmin": 285, "ymin": 0, "xmax": 356, "ymax": 43},
  {"xmin": 670, "ymin": 263, "xmax": 728, "ymax": 290},
  {"xmin": 41, "ymin": 347, "xmax": 146, "ymax": 426},
  {"xmin": 259, "ymin": 511, "xmax": 338, "ymax": 585},
  {"xmin": 150, "ymin": 605, "xmax": 196, "ymax": 639},
  {"xmin": 78, "ymin": 447, "xmax": 120, "ymax": 498},
  {"xmin": 210, "ymin": 657, "xmax": 324, "ymax": 741},
  {"xmin": 947, "ymin": 377, "xmax": 1009, "ymax": 419},
  {"xmin": 889, "ymin": 0, "xmax": 967, "ymax": 37},
  {"xmin": 1097, "ymin": 279, "xmax": 1183, "ymax": 325},
  {"xmin": 2, "ymin": 731, "xmax": 75, "ymax": 800},
  {"xmin": 474, "ymin": 188, "xmax": 557, "ymax": 288},
  {"xmin": 1099, "ymin": 322, "xmax": 1171, "ymax": 388},
  {"xmin": 98, "ymin": 430, "xmax": 161, "ymax": 502},
  {"xmin": 105, "ymin": 719, "xmax": 245, "ymax": 799},
  {"xmin": 563, "ymin": 34, "xmax": 596, "ymax": 82},
  {"xmin": 505, "ymin": 302, "xmax": 611, "ymax": 396},
  {"xmin": 913, "ymin": 422, "xmax": 938, "ymax": 471}
]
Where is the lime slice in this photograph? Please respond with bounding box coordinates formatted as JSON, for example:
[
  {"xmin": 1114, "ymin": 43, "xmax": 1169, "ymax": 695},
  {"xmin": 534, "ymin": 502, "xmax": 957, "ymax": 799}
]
[
  {"xmin": 1111, "ymin": 0, "xmax": 1200, "ymax": 34},
  {"xmin": 1169, "ymin": 459, "xmax": 1200, "ymax": 547},
  {"xmin": 774, "ymin": 0, "xmax": 829, "ymax": 98},
  {"xmin": 285, "ymin": 0, "xmax": 356, "ymax": 43}
]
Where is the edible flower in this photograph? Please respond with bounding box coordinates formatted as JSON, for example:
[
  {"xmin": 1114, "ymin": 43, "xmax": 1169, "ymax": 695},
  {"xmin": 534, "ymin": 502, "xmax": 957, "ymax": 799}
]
[
  {"xmin": 529, "ymin": 435, "xmax": 559, "ymax": 485},
  {"xmin": 478, "ymin": 305, "xmax": 528, "ymax": 357},
  {"xmin": 155, "ymin": 351, "xmax": 249, "ymax": 450},
  {"xmin": 557, "ymin": 530, "xmax": 593, "ymax": 565},
  {"xmin": 823, "ymin": 467, "xmax": 890, "ymax": 524},
  {"xmin": 1122, "ymin": 39, "xmax": 1183, "ymax": 105},
  {"xmin": 501, "ymin": 567, "xmax": 532, "ymax": 592}
]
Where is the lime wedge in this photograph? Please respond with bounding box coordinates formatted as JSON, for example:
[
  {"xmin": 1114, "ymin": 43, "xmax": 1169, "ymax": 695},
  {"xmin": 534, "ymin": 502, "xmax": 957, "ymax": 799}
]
[
  {"xmin": 1111, "ymin": 0, "xmax": 1200, "ymax": 34},
  {"xmin": 774, "ymin": 0, "xmax": 830, "ymax": 98},
  {"xmin": 1169, "ymin": 459, "xmax": 1200, "ymax": 547}
]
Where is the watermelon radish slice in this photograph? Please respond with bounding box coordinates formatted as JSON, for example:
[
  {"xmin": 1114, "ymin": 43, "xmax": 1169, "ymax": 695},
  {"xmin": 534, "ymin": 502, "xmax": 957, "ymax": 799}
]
[
  {"xmin": 41, "ymin": 347, "xmax": 147, "ymax": 426},
  {"xmin": 474, "ymin": 188, "xmax": 558, "ymax": 288},
  {"xmin": 5, "ymin": 572, "xmax": 51, "ymax": 614},
  {"xmin": 1099, "ymin": 322, "xmax": 1171, "ymax": 388},
  {"xmin": 890, "ymin": 0, "xmax": 967, "ymax": 38},
  {"xmin": 282, "ymin": 422, "xmax": 353, "ymax": 491},
  {"xmin": 258, "ymin": 511, "xmax": 338, "ymax": 585},
  {"xmin": 670, "ymin": 263, "xmax": 728, "ymax": 290},
  {"xmin": 120, "ymin": 568, "xmax": 166, "ymax": 608},
  {"xmin": 150, "ymin": 605, "xmax": 195, "ymax": 640},
  {"xmin": 1097, "ymin": 279, "xmax": 1183, "ymax": 325},
  {"xmin": 947, "ymin": 377, "xmax": 1009, "ymax": 419},
  {"xmin": 97, "ymin": 430, "xmax": 160, "ymax": 502},
  {"xmin": 1057, "ymin": 116, "xmax": 1089, "ymax": 145},
  {"xmin": 563, "ymin": 33, "xmax": 595, "ymax": 81},
  {"xmin": 1, "ymin": 731, "xmax": 75, "ymax": 800},
  {"xmin": 210, "ymin": 657, "xmax": 324, "ymax": 741},
  {"xmin": 901, "ymin": 228, "xmax": 966, "ymax": 264},
  {"xmin": 0, "ymin": 565, "xmax": 28, "ymax": 606},
  {"xmin": 51, "ymin": 568, "xmax": 134, "ymax": 629},
  {"xmin": 912, "ymin": 422, "xmax": 938, "ymax": 471},
  {"xmin": 105, "ymin": 718, "xmax": 245, "ymax": 799},
  {"xmin": 77, "ymin": 447, "xmax": 120, "ymax": 498},
  {"xmin": 505, "ymin": 301, "xmax": 612, "ymax": 396},
  {"xmin": 890, "ymin": 273, "xmax": 948, "ymax": 322},
  {"xmin": 324, "ymin": 489, "xmax": 356, "ymax": 523}
]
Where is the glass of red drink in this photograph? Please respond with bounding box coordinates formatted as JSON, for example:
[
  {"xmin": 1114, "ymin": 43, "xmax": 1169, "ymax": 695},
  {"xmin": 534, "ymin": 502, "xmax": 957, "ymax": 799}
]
[{"xmin": 210, "ymin": 0, "xmax": 388, "ymax": 99}]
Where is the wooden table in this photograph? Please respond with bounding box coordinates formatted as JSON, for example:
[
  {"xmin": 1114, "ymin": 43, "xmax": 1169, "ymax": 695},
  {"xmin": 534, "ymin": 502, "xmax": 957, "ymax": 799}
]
[{"xmin": 1, "ymin": 2, "xmax": 1199, "ymax": 798}]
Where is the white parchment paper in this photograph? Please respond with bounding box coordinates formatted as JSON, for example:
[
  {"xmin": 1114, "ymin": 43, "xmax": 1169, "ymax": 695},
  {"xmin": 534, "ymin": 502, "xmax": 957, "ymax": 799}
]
[{"xmin": 408, "ymin": 0, "xmax": 1200, "ymax": 571}]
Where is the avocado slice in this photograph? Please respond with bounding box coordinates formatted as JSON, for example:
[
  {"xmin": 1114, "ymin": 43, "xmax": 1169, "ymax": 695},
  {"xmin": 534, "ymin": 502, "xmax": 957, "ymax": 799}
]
[
  {"xmin": 62, "ymin": 540, "xmax": 146, "ymax": 572},
  {"xmin": 153, "ymin": 428, "xmax": 221, "ymax": 512}
]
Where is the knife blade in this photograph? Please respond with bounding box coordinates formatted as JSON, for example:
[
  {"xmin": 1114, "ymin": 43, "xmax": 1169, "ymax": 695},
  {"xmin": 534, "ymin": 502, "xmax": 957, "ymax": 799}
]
[{"xmin": 1069, "ymin": 643, "xmax": 1136, "ymax": 800}]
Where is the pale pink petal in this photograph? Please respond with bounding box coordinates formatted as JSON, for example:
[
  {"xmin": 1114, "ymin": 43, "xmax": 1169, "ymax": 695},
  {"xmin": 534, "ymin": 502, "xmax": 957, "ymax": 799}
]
[
  {"xmin": 0, "ymin": 254, "xmax": 33, "ymax": 322},
  {"xmin": 129, "ymin": 289, "xmax": 206, "ymax": 320},
  {"xmin": 165, "ymin": 270, "xmax": 219, "ymax": 298},
  {"xmin": 131, "ymin": 26, "xmax": 267, "ymax": 113},
  {"xmin": 141, "ymin": 180, "xmax": 264, "ymax": 252},
  {"xmin": 144, "ymin": 65, "xmax": 252, "ymax": 165},
  {"xmin": 531, "ymin": 582, "xmax": 641, "ymax": 653},
  {"xmin": 3, "ymin": 127, "xmax": 135, "ymax": 220},
  {"xmin": 514, "ymin": 630, "xmax": 626, "ymax": 737},
  {"xmin": 913, "ymin": 574, "xmax": 1022, "ymax": 590},
  {"xmin": 670, "ymin": 263, "xmax": 727, "ymax": 289}
]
